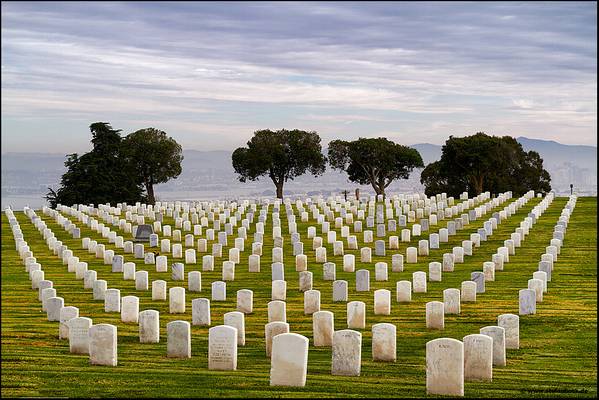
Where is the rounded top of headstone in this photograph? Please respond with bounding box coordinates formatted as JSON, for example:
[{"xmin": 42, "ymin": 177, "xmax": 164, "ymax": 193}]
[
  {"xmin": 443, "ymin": 288, "xmax": 460, "ymax": 294},
  {"xmin": 313, "ymin": 310, "xmax": 334, "ymax": 317},
  {"xmin": 480, "ymin": 325, "xmax": 505, "ymax": 334},
  {"xmin": 427, "ymin": 300, "xmax": 444, "ymax": 306},
  {"xmin": 266, "ymin": 320, "xmax": 289, "ymax": 328},
  {"xmin": 89, "ymin": 323, "xmax": 117, "ymax": 334},
  {"xmin": 463, "ymin": 333, "xmax": 493, "ymax": 343},
  {"xmin": 140, "ymin": 309, "xmax": 159, "ymax": 316},
  {"xmin": 334, "ymin": 329, "xmax": 362, "ymax": 339},
  {"xmin": 372, "ymin": 322, "xmax": 396, "ymax": 330},
  {"xmin": 209, "ymin": 324, "xmax": 237, "ymax": 335},
  {"xmin": 167, "ymin": 320, "xmax": 190, "ymax": 328},
  {"xmin": 426, "ymin": 337, "xmax": 462, "ymax": 348},
  {"xmin": 347, "ymin": 300, "xmax": 365, "ymax": 306},
  {"xmin": 268, "ymin": 300, "xmax": 286, "ymax": 306},
  {"xmin": 497, "ymin": 313, "xmax": 519, "ymax": 321}
]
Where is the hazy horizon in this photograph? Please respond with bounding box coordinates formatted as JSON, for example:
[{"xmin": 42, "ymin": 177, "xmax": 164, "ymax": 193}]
[
  {"xmin": 2, "ymin": 2, "xmax": 597, "ymax": 154},
  {"xmin": 0, "ymin": 135, "xmax": 596, "ymax": 157}
]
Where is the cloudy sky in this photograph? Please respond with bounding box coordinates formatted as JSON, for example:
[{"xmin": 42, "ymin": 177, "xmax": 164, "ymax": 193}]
[{"xmin": 1, "ymin": 1, "xmax": 596, "ymax": 153}]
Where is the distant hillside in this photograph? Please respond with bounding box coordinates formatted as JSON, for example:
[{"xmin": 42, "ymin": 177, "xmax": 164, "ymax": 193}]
[
  {"xmin": 410, "ymin": 143, "xmax": 442, "ymax": 165},
  {"xmin": 516, "ymin": 136, "xmax": 596, "ymax": 170},
  {"xmin": 1, "ymin": 152, "xmax": 67, "ymax": 172}
]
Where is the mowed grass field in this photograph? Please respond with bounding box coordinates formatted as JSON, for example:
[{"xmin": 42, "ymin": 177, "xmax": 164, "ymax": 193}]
[{"xmin": 1, "ymin": 196, "xmax": 596, "ymax": 398}]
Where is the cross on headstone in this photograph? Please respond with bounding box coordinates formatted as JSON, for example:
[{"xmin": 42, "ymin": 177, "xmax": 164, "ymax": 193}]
[{"xmin": 341, "ymin": 189, "xmax": 349, "ymax": 201}]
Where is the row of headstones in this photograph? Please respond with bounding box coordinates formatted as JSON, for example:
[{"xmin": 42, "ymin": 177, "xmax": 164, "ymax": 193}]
[
  {"xmin": 58, "ymin": 190, "xmax": 486, "ymax": 257},
  {"xmin": 63, "ymin": 190, "xmax": 495, "ymax": 273},
  {"xmin": 518, "ymin": 195, "xmax": 575, "ymax": 315},
  {"xmin": 37, "ymin": 190, "xmax": 534, "ymax": 317},
  {"xmin": 28, "ymin": 188, "xmax": 532, "ymax": 318},
  {"xmin": 307, "ymin": 192, "xmax": 510, "ymax": 263},
  {"xmin": 91, "ymin": 192, "xmax": 487, "ymax": 273},
  {"xmin": 27, "ymin": 187, "xmax": 532, "ymax": 323},
  {"xmin": 426, "ymin": 193, "xmax": 575, "ymax": 396},
  {"xmin": 5, "ymin": 192, "xmax": 552, "ymax": 390},
  {"xmin": 392, "ymin": 192, "xmax": 559, "ymax": 332},
  {"xmin": 462, "ymin": 192, "xmax": 554, "ymax": 303},
  {"xmin": 23, "ymin": 222, "xmax": 530, "ymax": 343},
  {"xmin": 16, "ymin": 201, "xmax": 512, "ymax": 336},
  {"xmin": 38, "ymin": 191, "xmax": 528, "ymax": 314},
  {"xmin": 43, "ymin": 191, "xmax": 515, "ymax": 294},
  {"xmin": 5, "ymin": 208, "xmax": 116, "ymax": 366},
  {"xmin": 20, "ymin": 208, "xmax": 205, "ymax": 317},
  {"xmin": 8, "ymin": 207, "xmax": 247, "ymax": 368},
  {"xmin": 73, "ymin": 191, "xmax": 460, "ymax": 236},
  {"xmin": 423, "ymin": 192, "xmax": 561, "ymax": 336},
  {"xmin": 9, "ymin": 206, "xmax": 465, "ymax": 381},
  {"xmin": 54, "ymin": 191, "xmax": 463, "ymax": 263},
  {"xmin": 5, "ymin": 212, "xmax": 523, "ymax": 392},
  {"xmin": 330, "ymin": 190, "xmax": 538, "ymax": 302}
]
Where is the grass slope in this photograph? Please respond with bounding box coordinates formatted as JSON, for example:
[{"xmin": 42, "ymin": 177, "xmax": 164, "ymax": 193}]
[{"xmin": 1, "ymin": 196, "xmax": 596, "ymax": 398}]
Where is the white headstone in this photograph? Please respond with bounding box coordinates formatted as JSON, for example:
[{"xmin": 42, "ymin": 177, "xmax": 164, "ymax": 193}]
[
  {"xmin": 192, "ymin": 298, "xmax": 211, "ymax": 326},
  {"xmin": 236, "ymin": 289, "xmax": 253, "ymax": 313},
  {"xmin": 167, "ymin": 320, "xmax": 191, "ymax": 358},
  {"xmin": 426, "ymin": 301, "xmax": 444, "ymax": 329},
  {"xmin": 396, "ymin": 280, "xmax": 412, "ymax": 302},
  {"xmin": 426, "ymin": 338, "xmax": 464, "ymax": 396},
  {"xmin": 139, "ymin": 309, "xmax": 160, "ymax": 343},
  {"xmin": 68, "ymin": 316, "xmax": 92, "ymax": 354},
  {"xmin": 269, "ymin": 333, "xmax": 309, "ymax": 387},
  {"xmin": 443, "ymin": 288, "xmax": 461, "ymax": 314},
  {"xmin": 121, "ymin": 295, "xmax": 140, "ymax": 323},
  {"xmin": 498, "ymin": 313, "xmax": 519, "ymax": 349},
  {"xmin": 265, "ymin": 321, "xmax": 289, "ymax": 358},
  {"xmin": 89, "ymin": 324, "xmax": 117, "ymax": 366},
  {"xmin": 372, "ymin": 323, "xmax": 396, "ymax": 362},
  {"xmin": 169, "ymin": 287, "xmax": 186, "ymax": 313},
  {"xmin": 374, "ymin": 289, "xmax": 391, "ymax": 315},
  {"xmin": 313, "ymin": 310, "xmax": 334, "ymax": 347},
  {"xmin": 480, "ymin": 326, "xmax": 506, "ymax": 367},
  {"xmin": 463, "ymin": 334, "xmax": 493, "ymax": 382},
  {"xmin": 208, "ymin": 325, "xmax": 237, "ymax": 370},
  {"xmin": 347, "ymin": 301, "xmax": 366, "ymax": 329}
]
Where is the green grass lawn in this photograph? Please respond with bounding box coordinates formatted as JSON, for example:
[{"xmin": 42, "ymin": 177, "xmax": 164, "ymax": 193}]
[{"xmin": 1, "ymin": 196, "xmax": 596, "ymax": 398}]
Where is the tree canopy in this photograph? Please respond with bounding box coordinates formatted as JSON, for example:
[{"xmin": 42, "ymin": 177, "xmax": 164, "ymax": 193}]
[
  {"xmin": 121, "ymin": 128, "xmax": 183, "ymax": 204},
  {"xmin": 328, "ymin": 137, "xmax": 424, "ymax": 197},
  {"xmin": 46, "ymin": 122, "xmax": 146, "ymax": 208},
  {"xmin": 420, "ymin": 132, "xmax": 551, "ymax": 197},
  {"xmin": 232, "ymin": 129, "xmax": 327, "ymax": 198}
]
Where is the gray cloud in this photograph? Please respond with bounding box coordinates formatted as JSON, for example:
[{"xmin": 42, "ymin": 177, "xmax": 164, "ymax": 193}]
[{"xmin": 1, "ymin": 1, "xmax": 596, "ymax": 153}]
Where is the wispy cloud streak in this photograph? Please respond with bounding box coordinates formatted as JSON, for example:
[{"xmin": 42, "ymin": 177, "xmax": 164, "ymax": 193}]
[{"xmin": 1, "ymin": 1, "xmax": 596, "ymax": 152}]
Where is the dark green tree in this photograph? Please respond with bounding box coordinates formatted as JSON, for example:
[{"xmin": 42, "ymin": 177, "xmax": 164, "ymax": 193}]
[
  {"xmin": 45, "ymin": 122, "xmax": 146, "ymax": 208},
  {"xmin": 122, "ymin": 128, "xmax": 183, "ymax": 204},
  {"xmin": 232, "ymin": 129, "xmax": 327, "ymax": 199},
  {"xmin": 420, "ymin": 132, "xmax": 551, "ymax": 197},
  {"xmin": 328, "ymin": 137, "xmax": 424, "ymax": 197}
]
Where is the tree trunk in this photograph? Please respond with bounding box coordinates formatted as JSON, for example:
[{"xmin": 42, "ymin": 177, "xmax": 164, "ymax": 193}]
[
  {"xmin": 475, "ymin": 175, "xmax": 484, "ymax": 195},
  {"xmin": 146, "ymin": 180, "xmax": 155, "ymax": 205},
  {"xmin": 371, "ymin": 182, "xmax": 385, "ymax": 197},
  {"xmin": 275, "ymin": 182, "xmax": 284, "ymax": 199},
  {"xmin": 469, "ymin": 175, "xmax": 484, "ymax": 195}
]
